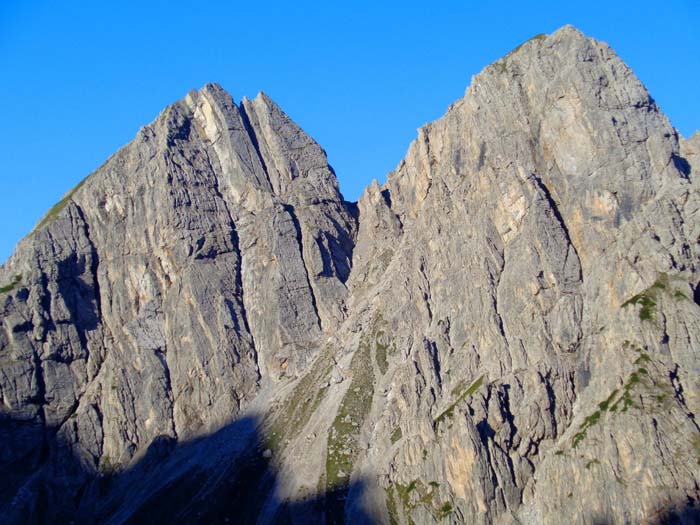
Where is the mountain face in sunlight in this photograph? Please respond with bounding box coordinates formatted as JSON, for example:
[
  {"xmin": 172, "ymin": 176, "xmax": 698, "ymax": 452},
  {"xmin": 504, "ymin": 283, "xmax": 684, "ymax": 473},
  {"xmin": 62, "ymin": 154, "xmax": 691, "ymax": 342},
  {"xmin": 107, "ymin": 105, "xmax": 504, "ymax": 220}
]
[{"xmin": 1, "ymin": 26, "xmax": 700, "ymax": 524}]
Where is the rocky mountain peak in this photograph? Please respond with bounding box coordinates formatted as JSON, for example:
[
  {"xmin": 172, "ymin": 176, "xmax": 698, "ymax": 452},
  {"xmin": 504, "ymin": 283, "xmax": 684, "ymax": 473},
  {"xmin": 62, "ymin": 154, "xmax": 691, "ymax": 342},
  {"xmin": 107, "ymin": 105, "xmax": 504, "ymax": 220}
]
[{"xmin": 1, "ymin": 26, "xmax": 699, "ymax": 524}]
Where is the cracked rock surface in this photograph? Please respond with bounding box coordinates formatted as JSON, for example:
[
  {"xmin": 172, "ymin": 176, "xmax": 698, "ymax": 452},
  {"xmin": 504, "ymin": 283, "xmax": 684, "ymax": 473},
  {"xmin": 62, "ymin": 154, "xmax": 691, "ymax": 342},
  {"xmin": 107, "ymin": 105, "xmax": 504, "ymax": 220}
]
[{"xmin": 1, "ymin": 25, "xmax": 699, "ymax": 524}]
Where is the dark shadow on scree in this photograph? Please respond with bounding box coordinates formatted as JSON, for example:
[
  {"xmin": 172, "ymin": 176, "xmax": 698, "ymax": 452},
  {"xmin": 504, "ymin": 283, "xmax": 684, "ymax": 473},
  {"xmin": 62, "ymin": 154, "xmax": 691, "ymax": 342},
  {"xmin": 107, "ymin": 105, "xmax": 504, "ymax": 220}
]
[
  {"xmin": 0, "ymin": 411, "xmax": 376, "ymax": 524},
  {"xmin": 588, "ymin": 497, "xmax": 700, "ymax": 525},
  {"xmin": 2, "ymin": 409, "xmax": 700, "ymax": 524}
]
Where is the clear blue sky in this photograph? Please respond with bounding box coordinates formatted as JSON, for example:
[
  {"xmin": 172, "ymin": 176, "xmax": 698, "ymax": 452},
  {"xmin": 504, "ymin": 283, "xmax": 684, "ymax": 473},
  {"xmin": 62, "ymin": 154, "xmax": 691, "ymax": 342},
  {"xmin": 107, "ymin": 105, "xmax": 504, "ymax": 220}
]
[{"xmin": 1, "ymin": 0, "xmax": 699, "ymax": 263}]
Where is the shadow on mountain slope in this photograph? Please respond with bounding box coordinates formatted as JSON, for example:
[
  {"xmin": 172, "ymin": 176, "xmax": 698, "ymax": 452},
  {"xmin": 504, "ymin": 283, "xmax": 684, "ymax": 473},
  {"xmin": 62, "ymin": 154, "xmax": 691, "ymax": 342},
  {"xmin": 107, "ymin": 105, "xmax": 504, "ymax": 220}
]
[
  {"xmin": 0, "ymin": 412, "xmax": 375, "ymax": 524},
  {"xmin": 589, "ymin": 500, "xmax": 700, "ymax": 525},
  {"xmin": 3, "ymin": 404, "xmax": 700, "ymax": 524}
]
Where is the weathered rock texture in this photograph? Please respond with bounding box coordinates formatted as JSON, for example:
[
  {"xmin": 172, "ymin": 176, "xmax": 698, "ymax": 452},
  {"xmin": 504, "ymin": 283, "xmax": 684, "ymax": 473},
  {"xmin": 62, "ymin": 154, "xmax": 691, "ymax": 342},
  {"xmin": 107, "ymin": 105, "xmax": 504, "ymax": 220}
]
[{"xmin": 1, "ymin": 25, "xmax": 699, "ymax": 525}]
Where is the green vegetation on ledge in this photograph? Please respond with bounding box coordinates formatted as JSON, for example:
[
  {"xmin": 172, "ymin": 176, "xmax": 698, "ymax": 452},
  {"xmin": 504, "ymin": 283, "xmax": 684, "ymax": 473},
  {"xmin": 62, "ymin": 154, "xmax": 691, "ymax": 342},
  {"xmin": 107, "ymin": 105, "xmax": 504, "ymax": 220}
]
[
  {"xmin": 386, "ymin": 486, "xmax": 400, "ymax": 525},
  {"xmin": 326, "ymin": 313, "xmax": 396, "ymax": 512},
  {"xmin": 0, "ymin": 274, "xmax": 22, "ymax": 294},
  {"xmin": 267, "ymin": 350, "xmax": 333, "ymax": 454},
  {"xmin": 494, "ymin": 33, "xmax": 547, "ymax": 74},
  {"xmin": 434, "ymin": 375, "xmax": 484, "ymax": 430},
  {"xmin": 375, "ymin": 339, "xmax": 390, "ymax": 375},
  {"xmin": 388, "ymin": 478, "xmax": 453, "ymax": 522},
  {"xmin": 585, "ymin": 459, "xmax": 600, "ymax": 470},
  {"xmin": 325, "ymin": 334, "xmax": 375, "ymax": 512},
  {"xmin": 509, "ymin": 33, "xmax": 547, "ymax": 55},
  {"xmin": 621, "ymin": 273, "xmax": 692, "ymax": 321},
  {"xmin": 438, "ymin": 502, "xmax": 453, "ymax": 518},
  {"xmin": 571, "ymin": 342, "xmax": 673, "ymax": 449},
  {"xmin": 373, "ymin": 316, "xmax": 394, "ymax": 375},
  {"xmin": 36, "ymin": 176, "xmax": 89, "ymax": 230}
]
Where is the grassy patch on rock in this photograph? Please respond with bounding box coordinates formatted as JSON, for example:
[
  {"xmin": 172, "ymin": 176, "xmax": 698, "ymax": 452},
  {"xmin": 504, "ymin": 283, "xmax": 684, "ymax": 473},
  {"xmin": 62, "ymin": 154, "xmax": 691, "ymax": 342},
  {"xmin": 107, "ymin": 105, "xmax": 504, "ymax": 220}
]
[
  {"xmin": 438, "ymin": 502, "xmax": 453, "ymax": 518},
  {"xmin": 585, "ymin": 459, "xmax": 600, "ymax": 470},
  {"xmin": 376, "ymin": 337, "xmax": 390, "ymax": 375},
  {"xmin": 571, "ymin": 343, "xmax": 673, "ymax": 449},
  {"xmin": 434, "ymin": 375, "xmax": 484, "ymax": 430},
  {"xmin": 494, "ymin": 33, "xmax": 547, "ymax": 74},
  {"xmin": 386, "ymin": 486, "xmax": 400, "ymax": 525},
  {"xmin": 388, "ymin": 478, "xmax": 453, "ymax": 523},
  {"xmin": 0, "ymin": 274, "xmax": 22, "ymax": 294},
  {"xmin": 325, "ymin": 337, "xmax": 375, "ymax": 520},
  {"xmin": 268, "ymin": 350, "xmax": 333, "ymax": 453},
  {"xmin": 36, "ymin": 176, "xmax": 89, "ymax": 230},
  {"xmin": 621, "ymin": 273, "xmax": 692, "ymax": 321},
  {"xmin": 372, "ymin": 316, "xmax": 395, "ymax": 376}
]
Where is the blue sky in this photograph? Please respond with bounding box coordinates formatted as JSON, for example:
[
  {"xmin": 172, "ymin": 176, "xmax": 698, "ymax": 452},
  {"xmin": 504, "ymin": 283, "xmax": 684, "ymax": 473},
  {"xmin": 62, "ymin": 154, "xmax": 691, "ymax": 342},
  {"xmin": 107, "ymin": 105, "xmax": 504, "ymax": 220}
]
[{"xmin": 1, "ymin": 0, "xmax": 699, "ymax": 263}]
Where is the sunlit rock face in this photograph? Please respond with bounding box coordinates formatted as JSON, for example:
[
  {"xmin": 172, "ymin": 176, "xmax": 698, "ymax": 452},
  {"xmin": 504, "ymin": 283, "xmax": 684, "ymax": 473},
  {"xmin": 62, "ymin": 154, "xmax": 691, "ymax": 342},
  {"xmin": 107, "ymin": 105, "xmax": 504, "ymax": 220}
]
[{"xmin": 1, "ymin": 25, "xmax": 700, "ymax": 525}]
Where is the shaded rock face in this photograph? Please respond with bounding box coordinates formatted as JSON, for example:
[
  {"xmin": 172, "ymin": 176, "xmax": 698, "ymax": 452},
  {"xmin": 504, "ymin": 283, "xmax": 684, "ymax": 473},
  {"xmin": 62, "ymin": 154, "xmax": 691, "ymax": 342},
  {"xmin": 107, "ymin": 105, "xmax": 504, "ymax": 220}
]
[{"xmin": 1, "ymin": 25, "xmax": 699, "ymax": 525}]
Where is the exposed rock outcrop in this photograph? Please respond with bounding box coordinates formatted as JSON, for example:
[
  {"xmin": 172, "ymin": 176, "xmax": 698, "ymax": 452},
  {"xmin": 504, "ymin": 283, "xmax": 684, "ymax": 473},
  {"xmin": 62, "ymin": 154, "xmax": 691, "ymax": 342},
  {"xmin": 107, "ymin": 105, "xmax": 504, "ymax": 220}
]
[
  {"xmin": 1, "ymin": 25, "xmax": 699, "ymax": 525},
  {"xmin": 0, "ymin": 83, "xmax": 356, "ymax": 522}
]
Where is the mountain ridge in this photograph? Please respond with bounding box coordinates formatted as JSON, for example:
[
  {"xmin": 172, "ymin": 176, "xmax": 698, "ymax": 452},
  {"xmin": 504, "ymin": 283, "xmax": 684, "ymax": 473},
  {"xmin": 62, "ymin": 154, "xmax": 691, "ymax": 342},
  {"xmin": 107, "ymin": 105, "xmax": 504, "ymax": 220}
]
[{"xmin": 1, "ymin": 25, "xmax": 700, "ymax": 524}]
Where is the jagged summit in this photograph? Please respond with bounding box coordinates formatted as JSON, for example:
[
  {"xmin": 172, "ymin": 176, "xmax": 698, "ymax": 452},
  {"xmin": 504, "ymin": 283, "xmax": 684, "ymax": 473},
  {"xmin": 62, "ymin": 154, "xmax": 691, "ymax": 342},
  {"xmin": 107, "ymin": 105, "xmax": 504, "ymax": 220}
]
[{"xmin": 1, "ymin": 26, "xmax": 699, "ymax": 524}]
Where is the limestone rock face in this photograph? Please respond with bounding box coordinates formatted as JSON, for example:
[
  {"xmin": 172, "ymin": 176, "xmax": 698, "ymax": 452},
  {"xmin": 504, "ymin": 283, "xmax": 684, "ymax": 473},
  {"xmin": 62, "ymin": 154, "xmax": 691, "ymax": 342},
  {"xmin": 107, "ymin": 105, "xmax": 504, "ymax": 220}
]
[
  {"xmin": 335, "ymin": 26, "xmax": 700, "ymax": 525},
  {"xmin": 0, "ymin": 84, "xmax": 356, "ymax": 522},
  {"xmin": 1, "ymin": 25, "xmax": 699, "ymax": 525}
]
